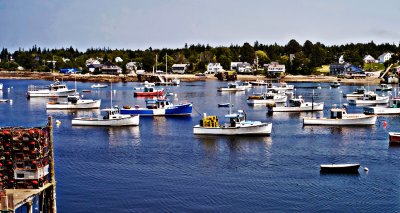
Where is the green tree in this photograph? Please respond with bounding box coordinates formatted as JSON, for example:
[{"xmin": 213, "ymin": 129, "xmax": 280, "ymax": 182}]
[
  {"xmin": 285, "ymin": 39, "xmax": 301, "ymax": 54},
  {"xmin": 255, "ymin": 50, "xmax": 271, "ymax": 68},
  {"xmin": 240, "ymin": 42, "xmax": 255, "ymax": 63}
]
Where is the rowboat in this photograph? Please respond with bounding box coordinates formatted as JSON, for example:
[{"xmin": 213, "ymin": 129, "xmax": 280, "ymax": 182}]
[
  {"xmin": 320, "ymin": 164, "xmax": 360, "ymax": 173},
  {"xmin": 91, "ymin": 84, "xmax": 108, "ymax": 88}
]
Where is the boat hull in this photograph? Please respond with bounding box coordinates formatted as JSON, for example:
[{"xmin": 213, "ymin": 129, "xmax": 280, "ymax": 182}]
[
  {"xmin": 389, "ymin": 132, "xmax": 400, "ymax": 144},
  {"xmin": 269, "ymin": 103, "xmax": 324, "ymax": 112},
  {"xmin": 27, "ymin": 90, "xmax": 76, "ymax": 97},
  {"xmin": 46, "ymin": 100, "xmax": 101, "ymax": 109},
  {"xmin": 120, "ymin": 104, "xmax": 192, "ymax": 116},
  {"xmin": 133, "ymin": 91, "xmax": 163, "ymax": 97},
  {"xmin": 364, "ymin": 106, "xmax": 400, "ymax": 115},
  {"xmin": 348, "ymin": 97, "xmax": 389, "ymax": 105},
  {"xmin": 193, "ymin": 123, "xmax": 272, "ymax": 135},
  {"xmin": 303, "ymin": 115, "xmax": 376, "ymax": 125},
  {"xmin": 320, "ymin": 164, "xmax": 360, "ymax": 173},
  {"xmin": 72, "ymin": 115, "xmax": 139, "ymax": 126}
]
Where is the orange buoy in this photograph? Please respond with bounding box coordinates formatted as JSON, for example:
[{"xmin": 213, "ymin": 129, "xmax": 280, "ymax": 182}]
[{"xmin": 383, "ymin": 121, "xmax": 387, "ymax": 128}]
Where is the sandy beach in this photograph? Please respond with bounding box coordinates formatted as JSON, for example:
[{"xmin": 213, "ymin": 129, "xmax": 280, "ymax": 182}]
[{"xmin": 0, "ymin": 71, "xmax": 381, "ymax": 85}]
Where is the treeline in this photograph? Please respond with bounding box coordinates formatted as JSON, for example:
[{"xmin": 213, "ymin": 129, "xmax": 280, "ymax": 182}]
[{"xmin": 0, "ymin": 40, "xmax": 399, "ymax": 75}]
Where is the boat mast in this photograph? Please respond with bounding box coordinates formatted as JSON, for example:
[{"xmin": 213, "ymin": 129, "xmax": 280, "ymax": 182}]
[
  {"xmin": 110, "ymin": 82, "xmax": 113, "ymax": 108},
  {"xmin": 312, "ymin": 89, "xmax": 314, "ymax": 112},
  {"xmin": 229, "ymin": 92, "xmax": 232, "ymax": 114}
]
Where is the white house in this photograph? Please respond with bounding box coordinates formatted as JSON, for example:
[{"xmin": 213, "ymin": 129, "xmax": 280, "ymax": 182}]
[
  {"xmin": 85, "ymin": 58, "xmax": 101, "ymax": 67},
  {"xmin": 206, "ymin": 63, "xmax": 224, "ymax": 74},
  {"xmin": 230, "ymin": 62, "xmax": 241, "ymax": 70},
  {"xmin": 172, "ymin": 64, "xmax": 190, "ymax": 74},
  {"xmin": 378, "ymin": 52, "xmax": 392, "ymax": 63},
  {"xmin": 101, "ymin": 61, "xmax": 122, "ymax": 75},
  {"xmin": 115, "ymin": 57, "xmax": 123, "ymax": 63},
  {"xmin": 236, "ymin": 62, "xmax": 252, "ymax": 73},
  {"xmin": 363, "ymin": 55, "xmax": 376, "ymax": 64},
  {"xmin": 338, "ymin": 55, "xmax": 345, "ymax": 64},
  {"xmin": 264, "ymin": 62, "xmax": 285, "ymax": 77}
]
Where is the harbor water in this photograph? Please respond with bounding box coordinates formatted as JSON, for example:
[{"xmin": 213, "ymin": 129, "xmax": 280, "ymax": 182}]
[{"xmin": 0, "ymin": 79, "xmax": 399, "ymax": 212}]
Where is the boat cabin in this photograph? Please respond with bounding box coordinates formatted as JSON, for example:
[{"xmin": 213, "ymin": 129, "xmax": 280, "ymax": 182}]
[
  {"xmin": 288, "ymin": 97, "xmax": 305, "ymax": 107},
  {"xmin": 363, "ymin": 92, "xmax": 378, "ymax": 100},
  {"xmin": 67, "ymin": 94, "xmax": 80, "ymax": 103},
  {"xmin": 102, "ymin": 107, "xmax": 121, "ymax": 119},
  {"xmin": 144, "ymin": 98, "xmax": 171, "ymax": 109},
  {"xmin": 354, "ymin": 87, "xmax": 366, "ymax": 94},
  {"xmin": 391, "ymin": 97, "xmax": 400, "ymax": 108},
  {"xmin": 330, "ymin": 108, "xmax": 347, "ymax": 119},
  {"xmin": 143, "ymin": 87, "xmax": 156, "ymax": 92},
  {"xmin": 225, "ymin": 110, "xmax": 246, "ymax": 127},
  {"xmin": 227, "ymin": 83, "xmax": 240, "ymax": 89}
]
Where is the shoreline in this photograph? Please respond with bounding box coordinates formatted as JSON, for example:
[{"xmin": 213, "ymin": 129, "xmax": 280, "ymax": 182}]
[{"xmin": 0, "ymin": 71, "xmax": 381, "ymax": 85}]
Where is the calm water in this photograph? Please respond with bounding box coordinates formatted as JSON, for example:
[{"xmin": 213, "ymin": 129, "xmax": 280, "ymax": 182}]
[{"xmin": 1, "ymin": 79, "xmax": 400, "ymax": 212}]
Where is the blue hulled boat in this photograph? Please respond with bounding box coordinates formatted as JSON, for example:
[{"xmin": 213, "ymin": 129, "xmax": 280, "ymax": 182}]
[{"xmin": 120, "ymin": 97, "xmax": 192, "ymax": 116}]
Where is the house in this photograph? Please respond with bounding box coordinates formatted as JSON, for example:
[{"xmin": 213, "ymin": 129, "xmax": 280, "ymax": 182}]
[
  {"xmin": 236, "ymin": 62, "xmax": 253, "ymax": 73},
  {"xmin": 338, "ymin": 55, "xmax": 345, "ymax": 64},
  {"xmin": 231, "ymin": 62, "xmax": 252, "ymax": 73},
  {"xmin": 115, "ymin": 57, "xmax": 123, "ymax": 63},
  {"xmin": 329, "ymin": 63, "xmax": 364, "ymax": 76},
  {"xmin": 264, "ymin": 62, "xmax": 285, "ymax": 77},
  {"xmin": 85, "ymin": 58, "xmax": 101, "ymax": 67},
  {"xmin": 88, "ymin": 64, "xmax": 102, "ymax": 72},
  {"xmin": 378, "ymin": 52, "xmax": 392, "ymax": 63},
  {"xmin": 363, "ymin": 55, "xmax": 376, "ymax": 63},
  {"xmin": 230, "ymin": 62, "xmax": 241, "ymax": 70},
  {"xmin": 206, "ymin": 63, "xmax": 224, "ymax": 74},
  {"xmin": 172, "ymin": 64, "xmax": 190, "ymax": 74},
  {"xmin": 101, "ymin": 61, "xmax": 122, "ymax": 75}
]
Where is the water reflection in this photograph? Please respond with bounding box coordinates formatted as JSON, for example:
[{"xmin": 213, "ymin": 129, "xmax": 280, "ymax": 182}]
[
  {"xmin": 108, "ymin": 126, "xmax": 140, "ymax": 147},
  {"xmin": 47, "ymin": 109, "xmax": 101, "ymax": 118}
]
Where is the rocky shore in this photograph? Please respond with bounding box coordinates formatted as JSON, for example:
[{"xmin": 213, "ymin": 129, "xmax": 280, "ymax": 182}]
[{"xmin": 0, "ymin": 71, "xmax": 381, "ymax": 85}]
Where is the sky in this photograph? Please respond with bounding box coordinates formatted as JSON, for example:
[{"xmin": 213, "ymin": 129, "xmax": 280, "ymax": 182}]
[{"xmin": 1, "ymin": 0, "xmax": 399, "ymax": 52}]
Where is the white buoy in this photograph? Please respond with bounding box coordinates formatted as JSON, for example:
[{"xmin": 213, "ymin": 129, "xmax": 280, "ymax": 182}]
[
  {"xmin": 56, "ymin": 120, "xmax": 61, "ymax": 125},
  {"xmin": 364, "ymin": 167, "xmax": 369, "ymax": 171}
]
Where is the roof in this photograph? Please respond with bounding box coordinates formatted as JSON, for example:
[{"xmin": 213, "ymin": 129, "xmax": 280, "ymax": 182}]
[{"xmin": 172, "ymin": 64, "xmax": 190, "ymax": 67}]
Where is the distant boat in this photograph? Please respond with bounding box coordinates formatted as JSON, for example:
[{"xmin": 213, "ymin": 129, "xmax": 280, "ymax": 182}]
[
  {"xmin": 247, "ymin": 92, "xmax": 287, "ymax": 105},
  {"xmin": 303, "ymin": 107, "xmax": 376, "ymax": 125},
  {"xmin": 46, "ymin": 93, "xmax": 101, "ymax": 109},
  {"xmin": 27, "ymin": 79, "xmax": 75, "ymax": 97},
  {"xmin": 348, "ymin": 91, "xmax": 389, "ymax": 105},
  {"xmin": 269, "ymin": 82, "xmax": 295, "ymax": 92},
  {"xmin": 133, "ymin": 86, "xmax": 163, "ymax": 97},
  {"xmin": 330, "ymin": 82, "xmax": 340, "ymax": 88},
  {"xmin": 0, "ymin": 99, "xmax": 10, "ymax": 103},
  {"xmin": 218, "ymin": 103, "xmax": 234, "ymax": 107},
  {"xmin": 249, "ymin": 79, "xmax": 270, "ymax": 86},
  {"xmin": 217, "ymin": 82, "xmax": 246, "ymax": 92},
  {"xmin": 320, "ymin": 164, "xmax": 360, "ymax": 173},
  {"xmin": 91, "ymin": 84, "xmax": 108, "ymax": 88},
  {"xmin": 389, "ymin": 132, "xmax": 400, "ymax": 144},
  {"xmin": 268, "ymin": 96, "xmax": 324, "ymax": 112},
  {"xmin": 376, "ymin": 84, "xmax": 392, "ymax": 91},
  {"xmin": 344, "ymin": 87, "xmax": 366, "ymax": 99},
  {"xmin": 364, "ymin": 97, "xmax": 400, "ymax": 115},
  {"xmin": 72, "ymin": 107, "xmax": 139, "ymax": 126},
  {"xmin": 120, "ymin": 97, "xmax": 192, "ymax": 116},
  {"xmin": 82, "ymin": 90, "xmax": 92, "ymax": 93}
]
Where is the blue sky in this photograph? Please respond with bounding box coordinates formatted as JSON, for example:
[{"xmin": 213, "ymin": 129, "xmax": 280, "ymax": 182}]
[{"xmin": 1, "ymin": 0, "xmax": 399, "ymax": 51}]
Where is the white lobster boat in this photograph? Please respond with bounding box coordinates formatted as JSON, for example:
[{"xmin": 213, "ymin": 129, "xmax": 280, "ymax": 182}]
[
  {"xmin": 268, "ymin": 96, "xmax": 324, "ymax": 112},
  {"xmin": 348, "ymin": 91, "xmax": 389, "ymax": 105},
  {"xmin": 303, "ymin": 107, "xmax": 376, "ymax": 125},
  {"xmin": 46, "ymin": 93, "xmax": 101, "ymax": 109},
  {"xmin": 27, "ymin": 80, "xmax": 75, "ymax": 97},
  {"xmin": 344, "ymin": 87, "xmax": 366, "ymax": 99},
  {"xmin": 193, "ymin": 110, "xmax": 272, "ymax": 135},
  {"xmin": 364, "ymin": 97, "xmax": 400, "ymax": 115},
  {"xmin": 269, "ymin": 82, "xmax": 294, "ymax": 92},
  {"xmin": 217, "ymin": 82, "xmax": 246, "ymax": 92},
  {"xmin": 247, "ymin": 92, "xmax": 287, "ymax": 105},
  {"xmin": 72, "ymin": 107, "xmax": 139, "ymax": 126}
]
